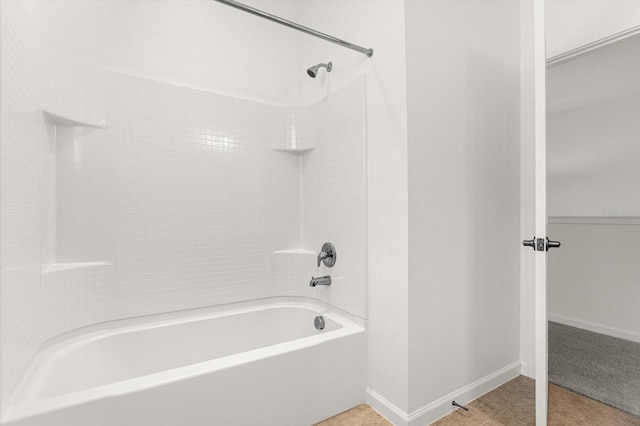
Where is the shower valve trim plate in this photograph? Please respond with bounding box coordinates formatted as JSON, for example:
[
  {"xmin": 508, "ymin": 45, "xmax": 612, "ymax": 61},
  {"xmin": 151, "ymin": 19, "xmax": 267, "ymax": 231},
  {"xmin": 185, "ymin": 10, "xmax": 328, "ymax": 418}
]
[{"xmin": 317, "ymin": 242, "xmax": 336, "ymax": 267}]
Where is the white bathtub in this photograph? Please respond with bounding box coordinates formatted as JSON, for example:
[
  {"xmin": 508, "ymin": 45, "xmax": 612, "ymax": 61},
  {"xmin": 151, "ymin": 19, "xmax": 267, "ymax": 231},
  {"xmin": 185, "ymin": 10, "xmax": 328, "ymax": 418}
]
[{"xmin": 1, "ymin": 297, "xmax": 366, "ymax": 426}]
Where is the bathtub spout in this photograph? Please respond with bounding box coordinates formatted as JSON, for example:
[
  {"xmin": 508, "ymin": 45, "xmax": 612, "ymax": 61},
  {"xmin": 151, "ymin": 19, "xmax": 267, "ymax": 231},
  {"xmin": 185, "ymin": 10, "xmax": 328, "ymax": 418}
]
[{"xmin": 309, "ymin": 276, "xmax": 331, "ymax": 287}]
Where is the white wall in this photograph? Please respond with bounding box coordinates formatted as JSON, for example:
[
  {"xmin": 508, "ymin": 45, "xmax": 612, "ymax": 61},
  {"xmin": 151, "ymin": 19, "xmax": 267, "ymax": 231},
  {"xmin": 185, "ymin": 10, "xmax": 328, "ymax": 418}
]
[
  {"xmin": 547, "ymin": 33, "xmax": 640, "ymax": 115},
  {"xmin": 295, "ymin": 0, "xmax": 410, "ymax": 415},
  {"xmin": 548, "ymin": 94, "xmax": 640, "ymax": 217},
  {"xmin": 546, "ymin": 0, "xmax": 640, "ymax": 58},
  {"xmin": 405, "ymin": 0, "xmax": 522, "ymax": 419},
  {"xmin": 546, "ymin": 34, "xmax": 640, "ymax": 343},
  {"xmin": 548, "ymin": 222, "xmax": 640, "ymax": 342},
  {"xmin": 32, "ymin": 0, "xmax": 302, "ymax": 105}
]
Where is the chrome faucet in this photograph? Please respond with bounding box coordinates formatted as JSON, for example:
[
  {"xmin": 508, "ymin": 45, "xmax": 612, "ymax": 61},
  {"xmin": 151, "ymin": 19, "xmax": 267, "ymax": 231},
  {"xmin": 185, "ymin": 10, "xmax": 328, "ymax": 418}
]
[
  {"xmin": 317, "ymin": 242, "xmax": 336, "ymax": 267},
  {"xmin": 309, "ymin": 276, "xmax": 332, "ymax": 287}
]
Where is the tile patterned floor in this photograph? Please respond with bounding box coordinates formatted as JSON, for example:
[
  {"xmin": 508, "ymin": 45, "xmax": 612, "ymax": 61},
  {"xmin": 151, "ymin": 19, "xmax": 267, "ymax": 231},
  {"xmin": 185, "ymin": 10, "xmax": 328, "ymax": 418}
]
[
  {"xmin": 316, "ymin": 375, "xmax": 640, "ymax": 425},
  {"xmin": 433, "ymin": 375, "xmax": 535, "ymax": 426},
  {"xmin": 547, "ymin": 383, "xmax": 640, "ymax": 426},
  {"xmin": 314, "ymin": 403, "xmax": 391, "ymax": 426}
]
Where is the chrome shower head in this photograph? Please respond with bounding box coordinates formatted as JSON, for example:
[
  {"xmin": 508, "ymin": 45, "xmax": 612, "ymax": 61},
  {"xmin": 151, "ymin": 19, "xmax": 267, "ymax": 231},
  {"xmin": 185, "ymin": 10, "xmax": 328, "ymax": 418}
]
[{"xmin": 307, "ymin": 62, "xmax": 333, "ymax": 78}]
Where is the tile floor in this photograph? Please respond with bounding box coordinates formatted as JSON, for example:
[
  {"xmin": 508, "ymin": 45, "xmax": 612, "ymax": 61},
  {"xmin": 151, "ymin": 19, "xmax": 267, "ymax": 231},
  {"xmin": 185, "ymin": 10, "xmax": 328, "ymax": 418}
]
[
  {"xmin": 316, "ymin": 375, "xmax": 640, "ymax": 425},
  {"xmin": 315, "ymin": 403, "xmax": 391, "ymax": 426}
]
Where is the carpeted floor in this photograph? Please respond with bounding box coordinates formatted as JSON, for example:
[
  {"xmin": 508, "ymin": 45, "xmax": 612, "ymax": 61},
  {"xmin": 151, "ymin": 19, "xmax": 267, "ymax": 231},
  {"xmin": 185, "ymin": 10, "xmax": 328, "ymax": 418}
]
[{"xmin": 549, "ymin": 321, "xmax": 640, "ymax": 417}]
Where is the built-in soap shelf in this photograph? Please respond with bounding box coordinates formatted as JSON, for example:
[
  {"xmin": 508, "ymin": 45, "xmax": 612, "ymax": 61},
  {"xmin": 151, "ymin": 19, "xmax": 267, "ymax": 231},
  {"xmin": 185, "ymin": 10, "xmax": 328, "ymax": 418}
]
[
  {"xmin": 273, "ymin": 147, "xmax": 314, "ymax": 155},
  {"xmin": 41, "ymin": 110, "xmax": 111, "ymax": 270},
  {"xmin": 270, "ymin": 249, "xmax": 315, "ymax": 255},
  {"xmin": 43, "ymin": 109, "xmax": 106, "ymax": 129},
  {"xmin": 42, "ymin": 261, "xmax": 113, "ymax": 275}
]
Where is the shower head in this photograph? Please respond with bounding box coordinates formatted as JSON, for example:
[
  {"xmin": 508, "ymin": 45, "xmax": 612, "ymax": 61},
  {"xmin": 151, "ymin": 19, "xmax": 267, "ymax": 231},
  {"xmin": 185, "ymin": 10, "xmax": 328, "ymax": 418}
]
[{"xmin": 307, "ymin": 62, "xmax": 333, "ymax": 78}]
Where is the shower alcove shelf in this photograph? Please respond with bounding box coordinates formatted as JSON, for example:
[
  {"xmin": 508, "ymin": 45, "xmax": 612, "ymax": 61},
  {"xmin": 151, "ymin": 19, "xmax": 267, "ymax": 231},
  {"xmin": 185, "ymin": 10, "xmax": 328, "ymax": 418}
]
[
  {"xmin": 42, "ymin": 109, "xmax": 112, "ymax": 274},
  {"xmin": 271, "ymin": 249, "xmax": 316, "ymax": 255},
  {"xmin": 273, "ymin": 147, "xmax": 315, "ymax": 154},
  {"xmin": 270, "ymin": 249, "xmax": 316, "ymax": 262},
  {"xmin": 269, "ymin": 146, "xmax": 316, "ymax": 258},
  {"xmin": 43, "ymin": 110, "xmax": 107, "ymax": 129}
]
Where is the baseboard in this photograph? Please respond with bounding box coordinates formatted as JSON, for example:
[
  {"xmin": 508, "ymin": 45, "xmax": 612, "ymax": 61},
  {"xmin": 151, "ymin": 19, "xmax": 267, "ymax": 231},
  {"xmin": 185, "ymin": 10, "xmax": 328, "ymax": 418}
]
[
  {"xmin": 366, "ymin": 360, "xmax": 522, "ymax": 426},
  {"xmin": 519, "ymin": 360, "xmax": 534, "ymax": 378},
  {"xmin": 366, "ymin": 388, "xmax": 410, "ymax": 426},
  {"xmin": 548, "ymin": 313, "xmax": 640, "ymax": 343}
]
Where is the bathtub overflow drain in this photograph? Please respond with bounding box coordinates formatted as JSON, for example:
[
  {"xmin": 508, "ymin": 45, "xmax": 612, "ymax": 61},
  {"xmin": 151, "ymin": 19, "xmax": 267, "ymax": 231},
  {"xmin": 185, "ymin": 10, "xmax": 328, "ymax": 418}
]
[{"xmin": 314, "ymin": 316, "xmax": 325, "ymax": 330}]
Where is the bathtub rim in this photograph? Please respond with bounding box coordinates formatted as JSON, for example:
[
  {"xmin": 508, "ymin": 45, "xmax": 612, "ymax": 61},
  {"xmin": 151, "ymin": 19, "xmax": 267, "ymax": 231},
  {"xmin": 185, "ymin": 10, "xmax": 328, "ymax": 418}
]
[{"xmin": 2, "ymin": 296, "xmax": 366, "ymax": 424}]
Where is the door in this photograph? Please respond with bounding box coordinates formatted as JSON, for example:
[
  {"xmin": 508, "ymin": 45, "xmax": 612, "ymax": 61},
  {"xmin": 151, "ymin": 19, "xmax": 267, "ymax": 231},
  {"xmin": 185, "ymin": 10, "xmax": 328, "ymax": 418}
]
[
  {"xmin": 531, "ymin": 2, "xmax": 550, "ymax": 425},
  {"xmin": 533, "ymin": 0, "xmax": 548, "ymax": 418}
]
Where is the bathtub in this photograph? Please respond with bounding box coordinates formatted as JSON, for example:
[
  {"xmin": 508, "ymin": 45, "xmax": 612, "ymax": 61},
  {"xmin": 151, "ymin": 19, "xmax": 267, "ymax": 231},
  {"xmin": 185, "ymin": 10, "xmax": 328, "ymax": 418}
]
[{"xmin": 1, "ymin": 297, "xmax": 366, "ymax": 426}]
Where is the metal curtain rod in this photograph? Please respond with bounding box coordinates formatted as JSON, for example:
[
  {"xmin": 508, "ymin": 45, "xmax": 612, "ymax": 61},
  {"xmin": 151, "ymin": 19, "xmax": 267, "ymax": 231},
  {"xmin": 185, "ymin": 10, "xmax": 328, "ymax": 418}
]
[{"xmin": 213, "ymin": 0, "xmax": 374, "ymax": 57}]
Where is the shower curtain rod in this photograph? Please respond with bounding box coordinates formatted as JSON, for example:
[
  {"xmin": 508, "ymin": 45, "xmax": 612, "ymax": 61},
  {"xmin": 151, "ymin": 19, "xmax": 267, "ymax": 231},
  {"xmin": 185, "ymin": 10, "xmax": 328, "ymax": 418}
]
[{"xmin": 213, "ymin": 0, "xmax": 374, "ymax": 57}]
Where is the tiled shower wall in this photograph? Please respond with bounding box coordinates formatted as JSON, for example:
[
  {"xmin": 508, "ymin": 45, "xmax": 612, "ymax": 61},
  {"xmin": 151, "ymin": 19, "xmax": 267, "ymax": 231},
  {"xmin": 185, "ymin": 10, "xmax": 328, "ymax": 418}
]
[
  {"xmin": 99, "ymin": 71, "xmax": 366, "ymax": 319},
  {"xmin": 305, "ymin": 80, "xmax": 367, "ymax": 317},
  {"xmin": 0, "ymin": 1, "xmax": 45, "ymax": 405},
  {"xmin": 265, "ymin": 80, "xmax": 367, "ymax": 318},
  {"xmin": 0, "ymin": 2, "xmax": 366, "ymax": 404},
  {"xmin": 109, "ymin": 72, "xmax": 283, "ymax": 317}
]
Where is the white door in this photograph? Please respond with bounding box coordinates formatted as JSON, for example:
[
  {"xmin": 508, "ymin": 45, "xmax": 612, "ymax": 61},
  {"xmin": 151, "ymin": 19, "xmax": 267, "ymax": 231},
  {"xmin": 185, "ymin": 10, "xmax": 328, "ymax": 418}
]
[
  {"xmin": 533, "ymin": 1, "xmax": 548, "ymax": 422},
  {"xmin": 533, "ymin": 2, "xmax": 550, "ymax": 425}
]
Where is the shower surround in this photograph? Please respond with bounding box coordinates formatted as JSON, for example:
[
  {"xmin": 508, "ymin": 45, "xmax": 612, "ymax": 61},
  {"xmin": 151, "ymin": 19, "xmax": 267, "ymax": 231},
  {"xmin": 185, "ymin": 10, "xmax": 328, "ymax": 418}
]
[{"xmin": 0, "ymin": 2, "xmax": 367, "ymax": 413}]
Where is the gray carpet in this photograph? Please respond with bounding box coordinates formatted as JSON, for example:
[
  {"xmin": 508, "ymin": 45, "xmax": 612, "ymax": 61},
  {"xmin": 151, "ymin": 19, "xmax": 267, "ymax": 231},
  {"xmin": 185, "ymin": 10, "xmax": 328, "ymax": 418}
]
[{"xmin": 549, "ymin": 321, "xmax": 640, "ymax": 417}]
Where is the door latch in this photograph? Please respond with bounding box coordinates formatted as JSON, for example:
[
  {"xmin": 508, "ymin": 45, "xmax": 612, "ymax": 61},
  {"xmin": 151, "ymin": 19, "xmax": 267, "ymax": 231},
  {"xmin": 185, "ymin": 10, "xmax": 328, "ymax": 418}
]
[{"xmin": 522, "ymin": 237, "xmax": 561, "ymax": 251}]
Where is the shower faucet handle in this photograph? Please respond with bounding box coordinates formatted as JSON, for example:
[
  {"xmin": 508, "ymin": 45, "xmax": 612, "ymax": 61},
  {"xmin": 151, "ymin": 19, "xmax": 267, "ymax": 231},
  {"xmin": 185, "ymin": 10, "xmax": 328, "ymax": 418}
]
[
  {"xmin": 317, "ymin": 242, "xmax": 336, "ymax": 268},
  {"xmin": 317, "ymin": 251, "xmax": 327, "ymax": 267}
]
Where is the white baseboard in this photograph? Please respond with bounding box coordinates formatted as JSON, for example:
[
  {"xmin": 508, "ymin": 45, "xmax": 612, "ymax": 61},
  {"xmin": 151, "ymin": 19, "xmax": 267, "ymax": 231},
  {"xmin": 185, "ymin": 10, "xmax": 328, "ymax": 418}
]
[
  {"xmin": 366, "ymin": 388, "xmax": 410, "ymax": 426},
  {"xmin": 548, "ymin": 313, "xmax": 640, "ymax": 343},
  {"xmin": 519, "ymin": 360, "xmax": 534, "ymax": 378},
  {"xmin": 366, "ymin": 360, "xmax": 522, "ymax": 426}
]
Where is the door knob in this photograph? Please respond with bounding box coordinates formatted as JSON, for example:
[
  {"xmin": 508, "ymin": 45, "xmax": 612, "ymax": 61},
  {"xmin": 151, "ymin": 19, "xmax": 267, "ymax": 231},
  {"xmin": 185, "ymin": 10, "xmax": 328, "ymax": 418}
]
[
  {"xmin": 522, "ymin": 237, "xmax": 561, "ymax": 251},
  {"xmin": 522, "ymin": 238, "xmax": 536, "ymax": 250},
  {"xmin": 546, "ymin": 238, "xmax": 561, "ymax": 250}
]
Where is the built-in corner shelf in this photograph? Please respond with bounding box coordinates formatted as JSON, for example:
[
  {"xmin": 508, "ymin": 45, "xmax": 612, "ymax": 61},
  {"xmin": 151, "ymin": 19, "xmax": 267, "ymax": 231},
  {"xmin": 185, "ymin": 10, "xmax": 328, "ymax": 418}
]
[
  {"xmin": 43, "ymin": 110, "xmax": 106, "ymax": 129},
  {"xmin": 270, "ymin": 249, "xmax": 315, "ymax": 255},
  {"xmin": 42, "ymin": 261, "xmax": 113, "ymax": 275},
  {"xmin": 273, "ymin": 147, "xmax": 314, "ymax": 155}
]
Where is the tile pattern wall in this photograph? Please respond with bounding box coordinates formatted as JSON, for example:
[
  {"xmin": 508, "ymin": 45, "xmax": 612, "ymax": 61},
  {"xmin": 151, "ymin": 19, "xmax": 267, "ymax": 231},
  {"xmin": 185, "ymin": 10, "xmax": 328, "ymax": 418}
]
[
  {"xmin": 41, "ymin": 263, "xmax": 116, "ymax": 342},
  {"xmin": 0, "ymin": 3, "xmax": 114, "ymax": 405},
  {"xmin": 0, "ymin": 1, "xmax": 45, "ymax": 404},
  {"xmin": 107, "ymin": 72, "xmax": 285, "ymax": 317},
  {"xmin": 102, "ymin": 72, "xmax": 366, "ymax": 319},
  {"xmin": 303, "ymin": 79, "xmax": 368, "ymax": 318}
]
